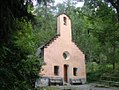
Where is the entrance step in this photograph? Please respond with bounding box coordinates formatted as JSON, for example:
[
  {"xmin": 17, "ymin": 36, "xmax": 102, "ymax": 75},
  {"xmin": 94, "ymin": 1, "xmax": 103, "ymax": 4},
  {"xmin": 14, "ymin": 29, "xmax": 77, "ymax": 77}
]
[{"xmin": 63, "ymin": 82, "xmax": 71, "ymax": 86}]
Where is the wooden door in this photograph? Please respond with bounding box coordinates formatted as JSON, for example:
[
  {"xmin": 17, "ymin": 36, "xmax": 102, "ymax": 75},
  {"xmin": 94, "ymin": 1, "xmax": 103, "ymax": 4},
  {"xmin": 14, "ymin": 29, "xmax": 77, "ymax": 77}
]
[{"xmin": 64, "ymin": 65, "xmax": 68, "ymax": 82}]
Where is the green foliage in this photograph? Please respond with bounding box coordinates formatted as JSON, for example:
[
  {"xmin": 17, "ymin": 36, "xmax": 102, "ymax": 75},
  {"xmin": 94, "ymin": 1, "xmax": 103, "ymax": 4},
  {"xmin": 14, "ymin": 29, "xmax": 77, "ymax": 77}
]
[
  {"xmin": 86, "ymin": 62, "xmax": 101, "ymax": 82},
  {"xmin": 0, "ymin": 18, "xmax": 42, "ymax": 90},
  {"xmin": 33, "ymin": 5, "xmax": 56, "ymax": 46},
  {"xmin": 1, "ymin": 0, "xmax": 119, "ymax": 88},
  {"xmin": 0, "ymin": 0, "xmax": 55, "ymax": 89},
  {"xmin": 13, "ymin": 19, "xmax": 34, "ymax": 52},
  {"xmin": 87, "ymin": 71, "xmax": 101, "ymax": 82}
]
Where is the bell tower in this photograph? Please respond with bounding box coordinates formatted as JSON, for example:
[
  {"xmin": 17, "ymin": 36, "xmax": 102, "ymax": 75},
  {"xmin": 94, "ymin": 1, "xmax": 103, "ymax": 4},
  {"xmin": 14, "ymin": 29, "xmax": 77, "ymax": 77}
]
[{"xmin": 57, "ymin": 13, "xmax": 72, "ymax": 41}]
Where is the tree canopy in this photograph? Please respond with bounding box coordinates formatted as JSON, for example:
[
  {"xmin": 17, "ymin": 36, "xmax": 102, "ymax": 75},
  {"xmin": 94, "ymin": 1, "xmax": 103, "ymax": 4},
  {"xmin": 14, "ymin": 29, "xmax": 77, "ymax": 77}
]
[{"xmin": 0, "ymin": 0, "xmax": 119, "ymax": 89}]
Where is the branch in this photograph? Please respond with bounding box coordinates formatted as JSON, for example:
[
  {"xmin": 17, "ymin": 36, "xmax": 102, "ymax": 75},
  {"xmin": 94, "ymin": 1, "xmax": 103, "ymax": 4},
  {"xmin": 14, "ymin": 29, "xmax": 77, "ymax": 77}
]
[{"xmin": 106, "ymin": 0, "xmax": 117, "ymax": 9}]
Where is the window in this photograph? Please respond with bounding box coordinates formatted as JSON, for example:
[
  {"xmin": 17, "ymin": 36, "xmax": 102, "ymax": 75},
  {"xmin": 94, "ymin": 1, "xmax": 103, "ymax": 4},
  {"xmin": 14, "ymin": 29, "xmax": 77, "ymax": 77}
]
[
  {"xmin": 54, "ymin": 66, "xmax": 59, "ymax": 76},
  {"xmin": 63, "ymin": 51, "xmax": 70, "ymax": 60},
  {"xmin": 73, "ymin": 68, "xmax": 78, "ymax": 76},
  {"xmin": 63, "ymin": 17, "xmax": 67, "ymax": 25}
]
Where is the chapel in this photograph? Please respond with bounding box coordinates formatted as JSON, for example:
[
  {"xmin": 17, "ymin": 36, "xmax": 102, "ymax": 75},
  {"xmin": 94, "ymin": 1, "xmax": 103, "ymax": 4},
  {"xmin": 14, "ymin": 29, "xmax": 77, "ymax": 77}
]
[{"xmin": 36, "ymin": 13, "xmax": 86, "ymax": 86}]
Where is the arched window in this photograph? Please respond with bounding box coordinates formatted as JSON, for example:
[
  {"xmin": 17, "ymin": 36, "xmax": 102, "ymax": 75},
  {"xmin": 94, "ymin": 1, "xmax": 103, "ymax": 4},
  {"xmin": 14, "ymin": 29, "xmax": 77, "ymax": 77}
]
[{"xmin": 63, "ymin": 17, "xmax": 67, "ymax": 25}]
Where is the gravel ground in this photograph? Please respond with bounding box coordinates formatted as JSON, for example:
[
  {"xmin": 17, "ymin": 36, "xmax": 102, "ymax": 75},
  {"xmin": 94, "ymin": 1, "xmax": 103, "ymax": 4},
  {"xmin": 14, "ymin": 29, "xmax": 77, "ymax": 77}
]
[
  {"xmin": 92, "ymin": 87, "xmax": 119, "ymax": 90},
  {"xmin": 89, "ymin": 83, "xmax": 119, "ymax": 90},
  {"xmin": 49, "ymin": 84, "xmax": 119, "ymax": 90},
  {"xmin": 92, "ymin": 88, "xmax": 112, "ymax": 90},
  {"xmin": 37, "ymin": 84, "xmax": 119, "ymax": 90}
]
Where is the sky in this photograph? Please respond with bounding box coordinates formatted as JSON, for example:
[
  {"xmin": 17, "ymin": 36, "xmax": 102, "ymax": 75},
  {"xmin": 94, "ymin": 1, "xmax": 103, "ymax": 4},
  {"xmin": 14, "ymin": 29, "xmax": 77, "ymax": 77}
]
[
  {"xmin": 33, "ymin": 0, "xmax": 84, "ymax": 7},
  {"xmin": 54, "ymin": 0, "xmax": 84, "ymax": 7}
]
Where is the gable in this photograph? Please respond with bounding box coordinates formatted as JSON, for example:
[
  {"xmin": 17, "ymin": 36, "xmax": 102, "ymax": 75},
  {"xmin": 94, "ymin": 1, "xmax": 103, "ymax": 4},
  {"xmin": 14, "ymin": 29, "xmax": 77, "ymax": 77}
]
[{"xmin": 37, "ymin": 13, "xmax": 84, "ymax": 59}]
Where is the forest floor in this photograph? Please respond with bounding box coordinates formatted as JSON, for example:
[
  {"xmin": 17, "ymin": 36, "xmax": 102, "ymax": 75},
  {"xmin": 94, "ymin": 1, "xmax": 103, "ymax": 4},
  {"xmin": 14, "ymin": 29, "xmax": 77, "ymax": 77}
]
[{"xmin": 89, "ymin": 83, "xmax": 119, "ymax": 90}]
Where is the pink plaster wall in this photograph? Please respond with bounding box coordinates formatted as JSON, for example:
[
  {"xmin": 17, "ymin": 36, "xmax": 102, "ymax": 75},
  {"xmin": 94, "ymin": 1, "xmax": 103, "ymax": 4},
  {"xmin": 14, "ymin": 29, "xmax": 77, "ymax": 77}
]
[{"xmin": 39, "ymin": 14, "xmax": 86, "ymax": 81}]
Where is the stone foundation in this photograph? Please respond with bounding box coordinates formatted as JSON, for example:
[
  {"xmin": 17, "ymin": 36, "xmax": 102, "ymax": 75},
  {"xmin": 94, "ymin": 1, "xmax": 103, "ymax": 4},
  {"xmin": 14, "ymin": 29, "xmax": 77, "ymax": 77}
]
[
  {"xmin": 35, "ymin": 77, "xmax": 49, "ymax": 87},
  {"xmin": 35, "ymin": 77, "xmax": 86, "ymax": 88}
]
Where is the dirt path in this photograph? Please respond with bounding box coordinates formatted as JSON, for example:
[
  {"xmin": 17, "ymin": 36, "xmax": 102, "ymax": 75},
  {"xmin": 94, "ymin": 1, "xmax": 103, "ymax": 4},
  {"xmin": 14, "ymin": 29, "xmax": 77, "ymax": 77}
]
[
  {"xmin": 92, "ymin": 88, "xmax": 112, "ymax": 90},
  {"xmin": 37, "ymin": 84, "xmax": 119, "ymax": 90},
  {"xmin": 51, "ymin": 84, "xmax": 119, "ymax": 90},
  {"xmin": 89, "ymin": 83, "xmax": 119, "ymax": 90}
]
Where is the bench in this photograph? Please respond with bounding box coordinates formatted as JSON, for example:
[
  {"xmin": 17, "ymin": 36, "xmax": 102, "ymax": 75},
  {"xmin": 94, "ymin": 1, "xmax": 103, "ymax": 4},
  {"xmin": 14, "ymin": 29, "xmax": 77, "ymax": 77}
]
[
  {"xmin": 70, "ymin": 78, "xmax": 82, "ymax": 85},
  {"xmin": 49, "ymin": 77, "xmax": 63, "ymax": 86}
]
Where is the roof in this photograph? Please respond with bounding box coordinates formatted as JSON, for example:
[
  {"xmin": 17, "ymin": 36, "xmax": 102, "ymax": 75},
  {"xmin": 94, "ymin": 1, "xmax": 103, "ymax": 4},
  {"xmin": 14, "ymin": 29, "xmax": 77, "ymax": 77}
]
[{"xmin": 38, "ymin": 34, "xmax": 60, "ymax": 48}]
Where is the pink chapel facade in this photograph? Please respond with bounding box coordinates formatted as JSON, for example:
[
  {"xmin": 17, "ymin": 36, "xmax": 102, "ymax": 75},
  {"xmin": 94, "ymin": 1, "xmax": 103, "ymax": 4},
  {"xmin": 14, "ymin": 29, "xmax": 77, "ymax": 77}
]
[{"xmin": 35, "ymin": 13, "xmax": 86, "ymax": 86}]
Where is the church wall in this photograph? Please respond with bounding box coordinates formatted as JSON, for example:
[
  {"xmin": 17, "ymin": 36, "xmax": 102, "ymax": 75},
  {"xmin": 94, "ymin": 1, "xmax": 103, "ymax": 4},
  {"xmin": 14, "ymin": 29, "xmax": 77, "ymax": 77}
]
[{"xmin": 39, "ymin": 14, "xmax": 86, "ymax": 84}]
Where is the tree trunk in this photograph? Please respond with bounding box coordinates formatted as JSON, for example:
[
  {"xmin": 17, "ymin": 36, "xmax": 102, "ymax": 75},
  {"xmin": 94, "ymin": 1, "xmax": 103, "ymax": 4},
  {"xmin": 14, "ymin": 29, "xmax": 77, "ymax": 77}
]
[
  {"xmin": 117, "ymin": 7, "xmax": 119, "ymax": 22},
  {"xmin": 112, "ymin": 45, "xmax": 116, "ymax": 69},
  {"xmin": 112, "ymin": 62, "xmax": 115, "ymax": 69}
]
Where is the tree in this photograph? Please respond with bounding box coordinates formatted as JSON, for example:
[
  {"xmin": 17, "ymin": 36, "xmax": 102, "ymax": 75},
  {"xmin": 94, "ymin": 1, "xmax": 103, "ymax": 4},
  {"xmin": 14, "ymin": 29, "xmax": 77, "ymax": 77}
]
[
  {"xmin": 84, "ymin": 0, "xmax": 119, "ymax": 21},
  {"xmin": 91, "ymin": 2, "xmax": 119, "ymax": 69},
  {"xmin": 0, "ymin": 0, "xmax": 52, "ymax": 89},
  {"xmin": 33, "ymin": 3, "xmax": 56, "ymax": 46},
  {"xmin": 82, "ymin": 0, "xmax": 119, "ymax": 77},
  {"xmin": 105, "ymin": 0, "xmax": 119, "ymax": 21}
]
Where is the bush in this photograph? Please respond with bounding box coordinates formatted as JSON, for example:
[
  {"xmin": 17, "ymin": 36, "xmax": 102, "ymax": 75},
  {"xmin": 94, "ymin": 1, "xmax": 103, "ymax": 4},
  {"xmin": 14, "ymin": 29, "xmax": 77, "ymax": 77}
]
[{"xmin": 87, "ymin": 71, "xmax": 101, "ymax": 82}]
